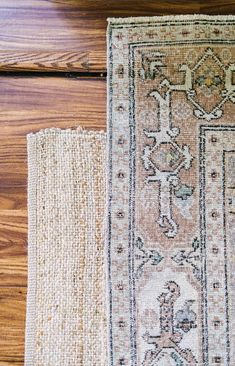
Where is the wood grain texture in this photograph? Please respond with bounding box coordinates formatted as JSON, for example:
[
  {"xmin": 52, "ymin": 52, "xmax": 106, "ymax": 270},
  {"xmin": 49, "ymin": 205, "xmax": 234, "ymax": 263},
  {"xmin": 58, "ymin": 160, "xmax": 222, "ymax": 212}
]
[
  {"xmin": 0, "ymin": 0, "xmax": 234, "ymax": 72},
  {"xmin": 0, "ymin": 76, "xmax": 105, "ymax": 133},
  {"xmin": 0, "ymin": 362, "xmax": 23, "ymax": 365},
  {"xmin": 0, "ymin": 210, "xmax": 27, "ymax": 287},
  {"xmin": 0, "ymin": 51, "xmax": 106, "ymax": 73},
  {"xmin": 0, "ymin": 287, "xmax": 26, "ymax": 363}
]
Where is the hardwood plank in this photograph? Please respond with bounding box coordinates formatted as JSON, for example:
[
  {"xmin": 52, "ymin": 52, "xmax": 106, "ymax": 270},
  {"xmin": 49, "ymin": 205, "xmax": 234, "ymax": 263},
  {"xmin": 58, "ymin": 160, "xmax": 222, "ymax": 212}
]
[
  {"xmin": 201, "ymin": 0, "xmax": 235, "ymax": 13},
  {"xmin": 0, "ymin": 362, "xmax": 23, "ymax": 365},
  {"xmin": 0, "ymin": 75, "xmax": 105, "ymax": 112},
  {"xmin": 0, "ymin": 287, "xmax": 26, "ymax": 362},
  {"xmin": 0, "ymin": 210, "xmax": 27, "ymax": 287},
  {"xmin": 0, "ymin": 76, "xmax": 106, "ymax": 137},
  {"xmin": 0, "ymin": 137, "xmax": 27, "ymax": 188},
  {"xmin": 0, "ymin": 0, "xmax": 198, "ymax": 52},
  {"xmin": 0, "ymin": 211, "xmax": 27, "ymax": 244},
  {"xmin": 0, "ymin": 209, "xmax": 27, "ymax": 287},
  {"xmin": 0, "ymin": 188, "xmax": 26, "ymax": 210},
  {"xmin": 0, "ymin": 111, "xmax": 105, "ymax": 138},
  {"xmin": 0, "ymin": 1, "xmax": 234, "ymax": 72},
  {"xmin": 0, "ymin": 51, "xmax": 106, "ymax": 73},
  {"xmin": 0, "ymin": 257, "xmax": 27, "ymax": 288}
]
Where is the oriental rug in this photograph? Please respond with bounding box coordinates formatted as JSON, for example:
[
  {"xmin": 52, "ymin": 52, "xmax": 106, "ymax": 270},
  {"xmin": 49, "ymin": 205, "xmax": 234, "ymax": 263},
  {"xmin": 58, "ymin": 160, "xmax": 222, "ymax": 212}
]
[{"xmin": 107, "ymin": 15, "xmax": 235, "ymax": 366}]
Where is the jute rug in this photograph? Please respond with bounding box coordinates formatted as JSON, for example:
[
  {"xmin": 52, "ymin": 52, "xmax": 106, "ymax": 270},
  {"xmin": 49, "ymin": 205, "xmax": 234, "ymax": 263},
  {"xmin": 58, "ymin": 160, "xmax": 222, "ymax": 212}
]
[
  {"xmin": 25, "ymin": 128, "xmax": 107, "ymax": 365},
  {"xmin": 107, "ymin": 15, "xmax": 235, "ymax": 366}
]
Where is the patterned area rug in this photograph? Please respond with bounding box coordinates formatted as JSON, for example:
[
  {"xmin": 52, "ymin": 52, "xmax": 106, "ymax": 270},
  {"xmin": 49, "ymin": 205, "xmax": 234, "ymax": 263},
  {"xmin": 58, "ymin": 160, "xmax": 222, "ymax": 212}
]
[{"xmin": 107, "ymin": 15, "xmax": 235, "ymax": 366}]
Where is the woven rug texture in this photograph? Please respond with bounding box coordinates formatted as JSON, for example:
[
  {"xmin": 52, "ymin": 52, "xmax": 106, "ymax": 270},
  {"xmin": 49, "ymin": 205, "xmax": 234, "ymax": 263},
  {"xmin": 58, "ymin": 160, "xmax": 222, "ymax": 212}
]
[
  {"xmin": 25, "ymin": 128, "xmax": 107, "ymax": 365},
  {"xmin": 106, "ymin": 14, "xmax": 235, "ymax": 366}
]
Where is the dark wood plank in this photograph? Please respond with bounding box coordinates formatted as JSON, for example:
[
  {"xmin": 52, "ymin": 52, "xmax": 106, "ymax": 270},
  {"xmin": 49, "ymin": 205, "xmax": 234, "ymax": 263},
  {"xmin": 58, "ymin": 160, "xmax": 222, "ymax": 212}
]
[
  {"xmin": 0, "ymin": 287, "xmax": 26, "ymax": 362},
  {"xmin": 0, "ymin": 0, "xmax": 234, "ymax": 72}
]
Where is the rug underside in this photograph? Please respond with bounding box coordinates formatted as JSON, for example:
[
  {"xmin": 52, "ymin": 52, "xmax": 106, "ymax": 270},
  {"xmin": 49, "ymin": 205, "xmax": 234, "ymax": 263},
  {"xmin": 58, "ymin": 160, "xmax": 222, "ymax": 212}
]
[{"xmin": 107, "ymin": 15, "xmax": 235, "ymax": 366}]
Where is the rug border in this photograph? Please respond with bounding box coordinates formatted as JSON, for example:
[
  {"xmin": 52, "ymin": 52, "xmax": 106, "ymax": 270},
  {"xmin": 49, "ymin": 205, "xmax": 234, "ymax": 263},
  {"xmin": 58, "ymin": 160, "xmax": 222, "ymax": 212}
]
[
  {"xmin": 106, "ymin": 13, "xmax": 235, "ymax": 366},
  {"xmin": 24, "ymin": 135, "xmax": 38, "ymax": 366},
  {"xmin": 107, "ymin": 14, "xmax": 235, "ymax": 25}
]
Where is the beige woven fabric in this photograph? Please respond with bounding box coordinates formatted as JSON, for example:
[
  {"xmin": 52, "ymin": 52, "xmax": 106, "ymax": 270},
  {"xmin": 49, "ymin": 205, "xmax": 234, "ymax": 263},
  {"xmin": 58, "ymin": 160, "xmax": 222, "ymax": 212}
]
[{"xmin": 25, "ymin": 127, "xmax": 107, "ymax": 366}]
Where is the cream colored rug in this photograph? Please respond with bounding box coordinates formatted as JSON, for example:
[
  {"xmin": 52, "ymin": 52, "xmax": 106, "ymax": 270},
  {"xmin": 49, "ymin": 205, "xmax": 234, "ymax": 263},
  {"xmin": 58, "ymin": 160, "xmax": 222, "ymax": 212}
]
[
  {"xmin": 25, "ymin": 128, "xmax": 107, "ymax": 365},
  {"xmin": 25, "ymin": 14, "xmax": 235, "ymax": 366}
]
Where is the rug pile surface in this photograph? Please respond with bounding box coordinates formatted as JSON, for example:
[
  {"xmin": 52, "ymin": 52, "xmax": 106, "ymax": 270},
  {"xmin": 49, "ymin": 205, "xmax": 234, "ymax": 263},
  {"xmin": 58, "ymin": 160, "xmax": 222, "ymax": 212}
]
[{"xmin": 107, "ymin": 14, "xmax": 235, "ymax": 366}]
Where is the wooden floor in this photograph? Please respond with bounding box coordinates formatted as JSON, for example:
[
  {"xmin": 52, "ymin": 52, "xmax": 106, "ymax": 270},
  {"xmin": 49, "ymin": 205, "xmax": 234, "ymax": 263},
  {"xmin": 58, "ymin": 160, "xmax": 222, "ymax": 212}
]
[{"xmin": 0, "ymin": 1, "xmax": 234, "ymax": 364}]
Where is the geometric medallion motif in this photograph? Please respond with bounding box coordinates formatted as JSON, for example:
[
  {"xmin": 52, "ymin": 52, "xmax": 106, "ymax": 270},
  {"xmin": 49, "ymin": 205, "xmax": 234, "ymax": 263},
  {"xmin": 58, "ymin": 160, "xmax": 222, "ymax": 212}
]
[
  {"xmin": 142, "ymin": 281, "xmax": 198, "ymax": 365},
  {"xmin": 107, "ymin": 15, "xmax": 235, "ymax": 366},
  {"xmin": 142, "ymin": 47, "xmax": 235, "ymax": 238}
]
